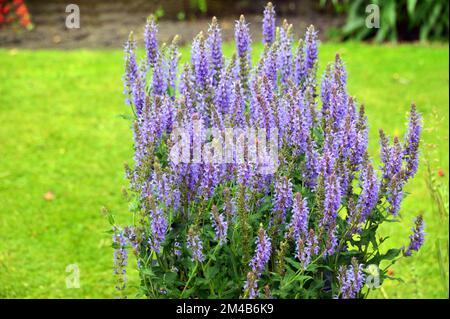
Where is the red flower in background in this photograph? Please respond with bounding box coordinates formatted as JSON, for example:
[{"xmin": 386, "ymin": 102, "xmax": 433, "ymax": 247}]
[
  {"xmin": 19, "ymin": 16, "xmax": 29, "ymax": 26},
  {"xmin": 16, "ymin": 4, "xmax": 27, "ymax": 16},
  {"xmin": 437, "ymin": 168, "xmax": 445, "ymax": 177},
  {"xmin": 2, "ymin": 4, "xmax": 11, "ymax": 14},
  {"xmin": 0, "ymin": 0, "xmax": 33, "ymax": 30}
]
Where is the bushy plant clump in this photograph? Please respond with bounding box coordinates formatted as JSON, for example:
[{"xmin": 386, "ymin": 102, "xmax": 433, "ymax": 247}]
[{"xmin": 112, "ymin": 3, "xmax": 425, "ymax": 299}]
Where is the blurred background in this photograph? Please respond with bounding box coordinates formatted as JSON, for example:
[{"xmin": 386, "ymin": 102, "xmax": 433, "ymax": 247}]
[
  {"xmin": 2, "ymin": 0, "xmax": 448, "ymax": 48},
  {"xmin": 0, "ymin": 0, "xmax": 448, "ymax": 298},
  {"xmin": 1, "ymin": 0, "xmax": 344, "ymax": 47}
]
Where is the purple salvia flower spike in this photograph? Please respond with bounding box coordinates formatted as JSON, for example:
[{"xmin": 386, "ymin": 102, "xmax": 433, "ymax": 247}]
[
  {"xmin": 214, "ymin": 67, "xmax": 232, "ymax": 115},
  {"xmin": 147, "ymin": 194, "xmax": 168, "ymax": 253},
  {"xmin": 230, "ymin": 80, "xmax": 245, "ymax": 127},
  {"xmin": 112, "ymin": 227, "xmax": 128, "ymax": 292},
  {"xmin": 133, "ymin": 63, "xmax": 147, "ymax": 116},
  {"xmin": 303, "ymin": 136, "xmax": 320, "ymax": 188},
  {"xmin": 124, "ymin": 32, "xmax": 146, "ymax": 116},
  {"xmin": 352, "ymin": 104, "xmax": 368, "ymax": 168},
  {"xmin": 263, "ymin": 44, "xmax": 278, "ymax": 85},
  {"xmin": 290, "ymin": 192, "xmax": 309, "ymax": 240},
  {"xmin": 144, "ymin": 15, "xmax": 158, "ymax": 67},
  {"xmin": 208, "ymin": 16, "xmax": 223, "ymax": 86},
  {"xmin": 404, "ymin": 104, "xmax": 422, "ymax": 181},
  {"xmin": 337, "ymin": 257, "xmax": 365, "ymax": 299},
  {"xmin": 235, "ymin": 14, "xmax": 251, "ymax": 91},
  {"xmin": 304, "ymin": 25, "xmax": 318, "ymax": 73},
  {"xmin": 295, "ymin": 229, "xmax": 319, "ymax": 268},
  {"xmin": 262, "ymin": 2, "xmax": 276, "ymax": 45},
  {"xmin": 379, "ymin": 129, "xmax": 391, "ymax": 178},
  {"xmin": 391, "ymin": 136, "xmax": 404, "ymax": 177},
  {"xmin": 152, "ymin": 48, "xmax": 166, "ymax": 96},
  {"xmin": 191, "ymin": 32, "xmax": 210, "ymax": 90},
  {"xmin": 324, "ymin": 221, "xmax": 338, "ymax": 257},
  {"xmin": 404, "ymin": 215, "xmax": 425, "ymax": 256},
  {"xmin": 187, "ymin": 228, "xmax": 205, "ymax": 262},
  {"xmin": 387, "ymin": 173, "xmax": 404, "ymax": 216},
  {"xmin": 278, "ymin": 20, "xmax": 293, "ymax": 87},
  {"xmin": 321, "ymin": 174, "xmax": 341, "ymax": 227},
  {"xmin": 244, "ymin": 271, "xmax": 258, "ymax": 299},
  {"xmin": 166, "ymin": 35, "xmax": 180, "ymax": 96},
  {"xmin": 210, "ymin": 205, "xmax": 228, "ymax": 244},
  {"xmin": 357, "ymin": 162, "xmax": 380, "ymax": 221},
  {"xmin": 124, "ymin": 32, "xmax": 138, "ymax": 102},
  {"xmin": 272, "ymin": 176, "xmax": 293, "ymax": 225},
  {"xmin": 112, "ymin": 256, "xmax": 128, "ymax": 294},
  {"xmin": 294, "ymin": 39, "xmax": 306, "ymax": 86},
  {"xmin": 320, "ymin": 64, "xmax": 333, "ymax": 117},
  {"xmin": 235, "ymin": 14, "xmax": 251, "ymax": 61},
  {"xmin": 250, "ymin": 225, "xmax": 272, "ymax": 276},
  {"xmin": 333, "ymin": 54, "xmax": 347, "ymax": 90}
]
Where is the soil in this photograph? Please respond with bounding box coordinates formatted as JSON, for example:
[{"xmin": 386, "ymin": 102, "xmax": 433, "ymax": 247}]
[{"xmin": 0, "ymin": 0, "xmax": 344, "ymax": 49}]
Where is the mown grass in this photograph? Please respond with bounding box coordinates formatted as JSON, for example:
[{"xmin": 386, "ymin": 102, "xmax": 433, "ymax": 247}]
[{"xmin": 0, "ymin": 41, "xmax": 448, "ymax": 298}]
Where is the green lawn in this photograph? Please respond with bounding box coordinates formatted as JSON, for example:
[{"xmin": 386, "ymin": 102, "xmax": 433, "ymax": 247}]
[{"xmin": 0, "ymin": 42, "xmax": 448, "ymax": 298}]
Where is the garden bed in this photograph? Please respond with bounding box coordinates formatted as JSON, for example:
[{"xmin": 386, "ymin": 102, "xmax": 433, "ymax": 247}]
[{"xmin": 0, "ymin": 0, "xmax": 343, "ymax": 48}]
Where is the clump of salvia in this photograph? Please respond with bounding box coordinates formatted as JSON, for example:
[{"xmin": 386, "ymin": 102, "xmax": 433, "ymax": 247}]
[{"xmin": 112, "ymin": 2, "xmax": 425, "ymax": 299}]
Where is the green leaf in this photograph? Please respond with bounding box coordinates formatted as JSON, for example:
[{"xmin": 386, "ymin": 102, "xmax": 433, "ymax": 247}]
[
  {"xmin": 385, "ymin": 0, "xmax": 397, "ymax": 26},
  {"xmin": 107, "ymin": 213, "xmax": 115, "ymax": 226},
  {"xmin": 368, "ymin": 248, "xmax": 401, "ymax": 265},
  {"xmin": 163, "ymin": 271, "xmax": 178, "ymax": 284},
  {"xmin": 342, "ymin": 18, "xmax": 365, "ymax": 35},
  {"xmin": 205, "ymin": 265, "xmax": 220, "ymax": 280},
  {"xmin": 383, "ymin": 248, "xmax": 402, "ymax": 260},
  {"xmin": 141, "ymin": 267, "xmax": 156, "ymax": 279},
  {"xmin": 407, "ymin": 0, "xmax": 418, "ymax": 17},
  {"xmin": 285, "ymin": 257, "xmax": 301, "ymax": 270},
  {"xmin": 197, "ymin": 0, "xmax": 207, "ymax": 13},
  {"xmin": 420, "ymin": 2, "xmax": 442, "ymax": 41}
]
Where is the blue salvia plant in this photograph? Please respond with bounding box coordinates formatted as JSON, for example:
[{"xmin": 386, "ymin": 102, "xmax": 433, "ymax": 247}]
[{"xmin": 111, "ymin": 3, "xmax": 425, "ymax": 299}]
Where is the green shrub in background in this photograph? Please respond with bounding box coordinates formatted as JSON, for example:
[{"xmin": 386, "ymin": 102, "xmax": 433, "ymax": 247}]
[{"xmin": 322, "ymin": 0, "xmax": 449, "ymax": 42}]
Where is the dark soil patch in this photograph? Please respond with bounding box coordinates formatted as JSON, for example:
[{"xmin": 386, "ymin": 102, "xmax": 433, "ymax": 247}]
[{"xmin": 0, "ymin": 0, "xmax": 344, "ymax": 49}]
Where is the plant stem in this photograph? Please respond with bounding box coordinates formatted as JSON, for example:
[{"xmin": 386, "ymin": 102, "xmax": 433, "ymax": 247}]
[{"xmin": 180, "ymin": 262, "xmax": 199, "ymax": 298}]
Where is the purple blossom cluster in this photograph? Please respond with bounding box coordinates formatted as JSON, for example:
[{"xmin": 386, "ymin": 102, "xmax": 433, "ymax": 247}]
[
  {"xmin": 210, "ymin": 205, "xmax": 228, "ymax": 244},
  {"xmin": 187, "ymin": 229, "xmax": 205, "ymax": 263},
  {"xmin": 112, "ymin": 228, "xmax": 128, "ymax": 292},
  {"xmin": 246, "ymin": 226, "xmax": 272, "ymax": 298},
  {"xmin": 262, "ymin": 2, "xmax": 275, "ymax": 45},
  {"xmin": 117, "ymin": 2, "xmax": 424, "ymax": 299},
  {"xmin": 208, "ymin": 17, "xmax": 223, "ymax": 86},
  {"xmin": 288, "ymin": 193, "xmax": 320, "ymax": 268},
  {"xmin": 404, "ymin": 215, "xmax": 425, "ymax": 257},
  {"xmin": 272, "ymin": 176, "xmax": 293, "ymax": 225},
  {"xmin": 250, "ymin": 226, "xmax": 272, "ymax": 275},
  {"xmin": 235, "ymin": 15, "xmax": 251, "ymax": 61},
  {"xmin": 149, "ymin": 205, "xmax": 168, "ymax": 253},
  {"xmin": 337, "ymin": 257, "xmax": 365, "ymax": 299},
  {"xmin": 289, "ymin": 193, "xmax": 309, "ymax": 240},
  {"xmin": 357, "ymin": 163, "xmax": 380, "ymax": 221}
]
